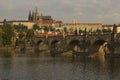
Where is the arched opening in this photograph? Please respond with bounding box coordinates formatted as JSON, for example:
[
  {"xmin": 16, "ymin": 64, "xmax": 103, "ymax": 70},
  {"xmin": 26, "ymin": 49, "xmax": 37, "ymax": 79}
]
[
  {"xmin": 37, "ymin": 40, "xmax": 43, "ymax": 46},
  {"xmin": 93, "ymin": 39, "xmax": 106, "ymax": 46},
  {"xmin": 88, "ymin": 39, "xmax": 108, "ymax": 57},
  {"xmin": 69, "ymin": 39, "xmax": 80, "ymax": 46},
  {"xmin": 50, "ymin": 39, "xmax": 60, "ymax": 57},
  {"xmin": 69, "ymin": 39, "xmax": 80, "ymax": 54},
  {"xmin": 51, "ymin": 39, "xmax": 59, "ymax": 45}
]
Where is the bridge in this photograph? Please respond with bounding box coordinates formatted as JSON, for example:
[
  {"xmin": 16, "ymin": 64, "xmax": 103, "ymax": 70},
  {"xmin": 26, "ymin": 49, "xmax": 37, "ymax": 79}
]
[
  {"xmin": 19, "ymin": 25, "xmax": 120, "ymax": 57},
  {"xmin": 32, "ymin": 33, "xmax": 117, "ymax": 56},
  {"xmin": 34, "ymin": 34, "xmax": 112, "ymax": 47}
]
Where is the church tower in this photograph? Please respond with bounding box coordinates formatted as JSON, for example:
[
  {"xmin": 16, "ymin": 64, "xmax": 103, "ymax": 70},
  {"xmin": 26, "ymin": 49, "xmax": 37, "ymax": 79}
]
[
  {"xmin": 30, "ymin": 7, "xmax": 40, "ymax": 23},
  {"xmin": 28, "ymin": 10, "xmax": 32, "ymax": 21},
  {"xmin": 35, "ymin": 7, "xmax": 38, "ymax": 23}
]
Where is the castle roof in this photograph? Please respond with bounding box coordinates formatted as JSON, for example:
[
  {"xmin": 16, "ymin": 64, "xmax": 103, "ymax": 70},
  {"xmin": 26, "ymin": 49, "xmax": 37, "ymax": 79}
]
[{"xmin": 40, "ymin": 16, "xmax": 53, "ymax": 20}]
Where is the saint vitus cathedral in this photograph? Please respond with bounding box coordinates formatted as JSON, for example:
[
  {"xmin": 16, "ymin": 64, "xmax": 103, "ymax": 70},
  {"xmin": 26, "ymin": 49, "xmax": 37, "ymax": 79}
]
[
  {"xmin": 28, "ymin": 8, "xmax": 53, "ymax": 23},
  {"xmin": 28, "ymin": 8, "xmax": 63, "ymax": 28},
  {"xmin": 0, "ymin": 7, "xmax": 63, "ymax": 29}
]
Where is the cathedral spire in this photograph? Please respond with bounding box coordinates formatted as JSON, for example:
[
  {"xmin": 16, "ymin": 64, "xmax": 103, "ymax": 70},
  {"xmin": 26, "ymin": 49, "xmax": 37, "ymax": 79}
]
[
  {"xmin": 28, "ymin": 10, "xmax": 32, "ymax": 21},
  {"xmin": 34, "ymin": 7, "xmax": 39, "ymax": 23},
  {"xmin": 35, "ymin": 7, "xmax": 38, "ymax": 14}
]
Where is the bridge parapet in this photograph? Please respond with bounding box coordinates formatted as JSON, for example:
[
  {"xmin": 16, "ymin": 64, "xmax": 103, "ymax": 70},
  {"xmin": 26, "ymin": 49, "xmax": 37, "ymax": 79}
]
[{"xmin": 34, "ymin": 34, "xmax": 112, "ymax": 46}]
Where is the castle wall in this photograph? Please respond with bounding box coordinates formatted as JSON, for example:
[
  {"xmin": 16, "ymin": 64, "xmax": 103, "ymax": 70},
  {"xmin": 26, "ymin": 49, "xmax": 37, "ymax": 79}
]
[{"xmin": 10, "ymin": 21, "xmax": 35, "ymax": 29}]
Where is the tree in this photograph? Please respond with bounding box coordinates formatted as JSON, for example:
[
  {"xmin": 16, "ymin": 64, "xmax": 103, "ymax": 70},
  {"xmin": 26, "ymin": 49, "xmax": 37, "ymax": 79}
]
[
  {"xmin": 43, "ymin": 26, "xmax": 49, "ymax": 32},
  {"xmin": 0, "ymin": 28, "xmax": 3, "ymax": 45},
  {"xmin": 102, "ymin": 28, "xmax": 108, "ymax": 33},
  {"xmin": 107, "ymin": 28, "xmax": 112, "ymax": 33},
  {"xmin": 74, "ymin": 29, "xmax": 77, "ymax": 35},
  {"xmin": 13, "ymin": 24, "xmax": 28, "ymax": 32},
  {"xmin": 96, "ymin": 28, "xmax": 102, "ymax": 34},
  {"xmin": 26, "ymin": 29, "xmax": 34, "ymax": 39},
  {"xmin": 2, "ymin": 24, "xmax": 14, "ymax": 46},
  {"xmin": 64, "ymin": 27, "xmax": 67, "ymax": 32},
  {"xmin": 33, "ymin": 24, "xmax": 40, "ymax": 30},
  {"xmin": 69, "ymin": 28, "xmax": 73, "ymax": 32}
]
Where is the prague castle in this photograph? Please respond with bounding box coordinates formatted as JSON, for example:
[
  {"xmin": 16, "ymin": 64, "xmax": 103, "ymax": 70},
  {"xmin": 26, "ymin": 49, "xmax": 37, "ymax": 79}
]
[
  {"xmin": 0, "ymin": 8, "xmax": 63, "ymax": 29},
  {"xmin": 27, "ymin": 7, "xmax": 63, "ymax": 28},
  {"xmin": 28, "ymin": 8, "xmax": 53, "ymax": 23},
  {"xmin": 0, "ymin": 8, "xmax": 120, "ymax": 33}
]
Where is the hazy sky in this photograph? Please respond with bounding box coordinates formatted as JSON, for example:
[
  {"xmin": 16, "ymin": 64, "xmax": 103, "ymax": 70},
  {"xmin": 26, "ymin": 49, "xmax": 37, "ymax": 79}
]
[{"xmin": 0, "ymin": 0, "xmax": 120, "ymax": 24}]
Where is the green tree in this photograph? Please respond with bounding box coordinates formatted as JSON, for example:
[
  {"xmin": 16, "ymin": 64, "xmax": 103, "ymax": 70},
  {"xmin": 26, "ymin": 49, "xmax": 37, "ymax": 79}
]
[
  {"xmin": 64, "ymin": 27, "xmax": 67, "ymax": 32},
  {"xmin": 13, "ymin": 24, "xmax": 28, "ymax": 32},
  {"xmin": 43, "ymin": 26, "xmax": 49, "ymax": 32},
  {"xmin": 69, "ymin": 28, "xmax": 73, "ymax": 32},
  {"xmin": 107, "ymin": 28, "xmax": 112, "ymax": 33},
  {"xmin": 102, "ymin": 28, "xmax": 108, "ymax": 34},
  {"xmin": 96, "ymin": 28, "xmax": 102, "ymax": 34},
  {"xmin": 2, "ymin": 24, "xmax": 14, "ymax": 46},
  {"xmin": 33, "ymin": 24, "xmax": 40, "ymax": 30},
  {"xmin": 0, "ymin": 28, "xmax": 3, "ymax": 45},
  {"xmin": 26, "ymin": 29, "xmax": 34, "ymax": 39}
]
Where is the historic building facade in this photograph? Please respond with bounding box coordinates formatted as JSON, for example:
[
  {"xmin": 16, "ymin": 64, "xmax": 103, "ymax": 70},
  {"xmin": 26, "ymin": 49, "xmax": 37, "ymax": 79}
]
[
  {"xmin": 0, "ymin": 8, "xmax": 63, "ymax": 29},
  {"xmin": 102, "ymin": 24, "xmax": 120, "ymax": 33},
  {"xmin": 0, "ymin": 8, "xmax": 120, "ymax": 34},
  {"xmin": 28, "ymin": 8, "xmax": 63, "ymax": 28},
  {"xmin": 63, "ymin": 20, "xmax": 102, "ymax": 32}
]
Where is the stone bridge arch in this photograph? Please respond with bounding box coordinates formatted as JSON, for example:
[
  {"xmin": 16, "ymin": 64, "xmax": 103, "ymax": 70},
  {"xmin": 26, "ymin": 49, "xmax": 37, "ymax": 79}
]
[
  {"xmin": 69, "ymin": 39, "xmax": 80, "ymax": 47},
  {"xmin": 88, "ymin": 39, "xmax": 108, "ymax": 55},
  {"xmin": 36, "ymin": 39, "xmax": 44, "ymax": 46},
  {"xmin": 93, "ymin": 39, "xmax": 107, "ymax": 46},
  {"xmin": 51, "ymin": 39, "xmax": 60, "ymax": 45},
  {"xmin": 115, "ymin": 33, "xmax": 120, "ymax": 42}
]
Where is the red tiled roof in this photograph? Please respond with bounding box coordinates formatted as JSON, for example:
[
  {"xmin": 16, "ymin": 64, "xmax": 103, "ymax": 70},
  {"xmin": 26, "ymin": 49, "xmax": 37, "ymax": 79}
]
[
  {"xmin": 38, "ymin": 20, "xmax": 54, "ymax": 24},
  {"xmin": 55, "ymin": 21, "xmax": 63, "ymax": 23}
]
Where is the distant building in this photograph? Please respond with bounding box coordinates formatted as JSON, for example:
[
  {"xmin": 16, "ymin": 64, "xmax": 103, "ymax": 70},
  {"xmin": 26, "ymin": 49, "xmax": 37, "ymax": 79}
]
[
  {"xmin": 28, "ymin": 8, "xmax": 53, "ymax": 23},
  {"xmin": 63, "ymin": 21, "xmax": 102, "ymax": 32},
  {"xmin": 0, "ymin": 22, "xmax": 3, "ymax": 26},
  {"xmin": 28, "ymin": 8, "xmax": 63, "ymax": 28},
  {"xmin": 0, "ymin": 8, "xmax": 63, "ymax": 29},
  {"xmin": 7, "ymin": 20, "xmax": 35, "ymax": 29},
  {"xmin": 0, "ymin": 20, "xmax": 35, "ymax": 29},
  {"xmin": 103, "ymin": 24, "xmax": 120, "ymax": 33}
]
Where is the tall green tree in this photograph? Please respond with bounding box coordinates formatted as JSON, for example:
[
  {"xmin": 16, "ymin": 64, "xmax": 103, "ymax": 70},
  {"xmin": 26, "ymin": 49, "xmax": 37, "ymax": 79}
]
[{"xmin": 2, "ymin": 24, "xmax": 14, "ymax": 46}]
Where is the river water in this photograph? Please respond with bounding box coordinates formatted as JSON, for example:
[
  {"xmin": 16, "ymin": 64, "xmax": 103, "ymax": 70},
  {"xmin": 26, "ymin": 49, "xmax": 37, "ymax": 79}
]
[{"xmin": 0, "ymin": 53, "xmax": 120, "ymax": 80}]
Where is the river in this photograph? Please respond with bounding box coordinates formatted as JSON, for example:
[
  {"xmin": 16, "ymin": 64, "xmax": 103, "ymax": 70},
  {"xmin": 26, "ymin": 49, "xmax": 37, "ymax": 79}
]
[{"xmin": 0, "ymin": 52, "xmax": 120, "ymax": 80}]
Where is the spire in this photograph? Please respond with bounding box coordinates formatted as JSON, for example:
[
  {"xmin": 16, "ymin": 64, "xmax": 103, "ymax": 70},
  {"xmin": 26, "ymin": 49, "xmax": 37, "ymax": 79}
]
[
  {"xmin": 32, "ymin": 10, "xmax": 35, "ymax": 22},
  {"xmin": 34, "ymin": 7, "xmax": 39, "ymax": 23},
  {"xmin": 35, "ymin": 7, "xmax": 38, "ymax": 14},
  {"xmin": 28, "ymin": 10, "xmax": 32, "ymax": 21}
]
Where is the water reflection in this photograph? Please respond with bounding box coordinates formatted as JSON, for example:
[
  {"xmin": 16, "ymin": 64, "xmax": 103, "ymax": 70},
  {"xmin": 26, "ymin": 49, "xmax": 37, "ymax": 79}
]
[{"xmin": 0, "ymin": 52, "xmax": 120, "ymax": 80}]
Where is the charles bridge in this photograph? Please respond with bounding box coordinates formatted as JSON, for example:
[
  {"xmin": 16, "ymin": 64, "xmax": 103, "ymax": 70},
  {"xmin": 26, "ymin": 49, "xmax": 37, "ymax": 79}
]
[
  {"xmin": 18, "ymin": 25, "xmax": 120, "ymax": 57},
  {"xmin": 34, "ymin": 34, "xmax": 112, "ymax": 47},
  {"xmin": 33, "ymin": 33, "xmax": 115, "ymax": 56}
]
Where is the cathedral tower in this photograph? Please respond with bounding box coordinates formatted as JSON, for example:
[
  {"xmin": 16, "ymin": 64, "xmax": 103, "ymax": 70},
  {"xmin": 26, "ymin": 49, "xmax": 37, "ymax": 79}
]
[
  {"xmin": 28, "ymin": 10, "xmax": 32, "ymax": 21},
  {"xmin": 29, "ymin": 7, "xmax": 40, "ymax": 23}
]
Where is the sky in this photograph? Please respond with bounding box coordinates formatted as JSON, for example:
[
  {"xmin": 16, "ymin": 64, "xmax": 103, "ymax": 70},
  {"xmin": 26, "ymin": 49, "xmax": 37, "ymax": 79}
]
[{"xmin": 0, "ymin": 0, "xmax": 120, "ymax": 24}]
